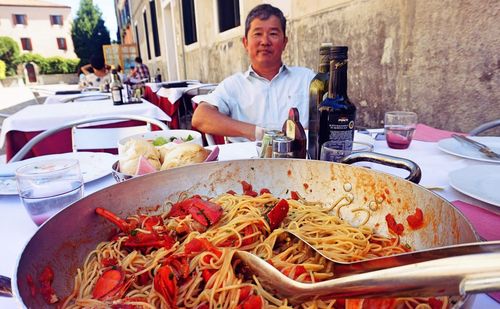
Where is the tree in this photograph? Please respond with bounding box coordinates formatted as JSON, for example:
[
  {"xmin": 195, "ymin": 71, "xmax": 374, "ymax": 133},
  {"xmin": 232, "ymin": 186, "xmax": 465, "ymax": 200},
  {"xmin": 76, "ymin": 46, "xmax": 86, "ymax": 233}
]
[
  {"xmin": 71, "ymin": 0, "xmax": 110, "ymax": 65},
  {"xmin": 0, "ymin": 36, "xmax": 20, "ymax": 76}
]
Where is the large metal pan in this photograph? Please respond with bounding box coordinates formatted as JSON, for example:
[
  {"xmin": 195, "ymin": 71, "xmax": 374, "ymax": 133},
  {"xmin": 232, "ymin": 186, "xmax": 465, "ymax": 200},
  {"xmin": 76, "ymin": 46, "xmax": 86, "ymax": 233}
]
[{"xmin": 3, "ymin": 158, "xmax": 479, "ymax": 307}]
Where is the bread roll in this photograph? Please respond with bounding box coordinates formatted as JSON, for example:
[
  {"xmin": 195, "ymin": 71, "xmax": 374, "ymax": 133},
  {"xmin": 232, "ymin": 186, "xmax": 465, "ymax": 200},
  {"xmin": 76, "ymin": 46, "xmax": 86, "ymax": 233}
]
[
  {"xmin": 160, "ymin": 143, "xmax": 209, "ymax": 170},
  {"xmin": 119, "ymin": 139, "xmax": 161, "ymax": 175}
]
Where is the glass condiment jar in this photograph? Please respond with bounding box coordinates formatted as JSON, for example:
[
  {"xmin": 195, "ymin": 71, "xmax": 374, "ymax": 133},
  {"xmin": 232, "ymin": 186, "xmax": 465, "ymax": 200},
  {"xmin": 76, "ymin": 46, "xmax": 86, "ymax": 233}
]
[{"xmin": 272, "ymin": 136, "xmax": 293, "ymax": 158}]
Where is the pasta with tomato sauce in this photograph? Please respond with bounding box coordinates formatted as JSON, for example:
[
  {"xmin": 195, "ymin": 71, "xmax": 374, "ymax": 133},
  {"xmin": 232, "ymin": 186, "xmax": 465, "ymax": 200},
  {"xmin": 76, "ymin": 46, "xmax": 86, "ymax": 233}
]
[{"xmin": 60, "ymin": 187, "xmax": 449, "ymax": 309}]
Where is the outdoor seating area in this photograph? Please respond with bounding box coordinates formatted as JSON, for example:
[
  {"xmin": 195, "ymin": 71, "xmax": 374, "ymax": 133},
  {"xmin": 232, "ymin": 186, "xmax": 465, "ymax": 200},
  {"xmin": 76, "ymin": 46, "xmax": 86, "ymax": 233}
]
[{"xmin": 0, "ymin": 0, "xmax": 499, "ymax": 308}]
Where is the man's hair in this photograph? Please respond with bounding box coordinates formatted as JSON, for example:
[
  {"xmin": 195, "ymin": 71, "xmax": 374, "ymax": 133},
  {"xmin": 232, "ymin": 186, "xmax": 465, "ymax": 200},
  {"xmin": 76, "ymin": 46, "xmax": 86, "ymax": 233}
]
[
  {"xmin": 90, "ymin": 55, "xmax": 105, "ymax": 70},
  {"xmin": 245, "ymin": 4, "xmax": 286, "ymax": 38},
  {"xmin": 135, "ymin": 57, "xmax": 143, "ymax": 64}
]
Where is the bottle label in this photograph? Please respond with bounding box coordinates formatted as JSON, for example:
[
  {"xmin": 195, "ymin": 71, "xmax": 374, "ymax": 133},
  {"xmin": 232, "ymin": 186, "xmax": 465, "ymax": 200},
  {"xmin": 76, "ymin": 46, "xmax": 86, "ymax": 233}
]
[
  {"xmin": 112, "ymin": 89, "xmax": 122, "ymax": 104},
  {"xmin": 285, "ymin": 120, "xmax": 296, "ymax": 139}
]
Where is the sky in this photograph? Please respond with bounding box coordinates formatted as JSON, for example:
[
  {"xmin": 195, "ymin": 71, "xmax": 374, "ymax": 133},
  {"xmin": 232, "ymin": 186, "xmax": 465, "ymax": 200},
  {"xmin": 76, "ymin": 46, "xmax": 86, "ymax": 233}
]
[{"xmin": 49, "ymin": 0, "xmax": 118, "ymax": 41}]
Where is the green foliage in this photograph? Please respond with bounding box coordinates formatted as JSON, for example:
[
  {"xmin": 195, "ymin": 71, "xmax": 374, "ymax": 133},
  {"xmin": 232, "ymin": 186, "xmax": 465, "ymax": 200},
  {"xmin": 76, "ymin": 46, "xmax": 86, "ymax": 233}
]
[
  {"xmin": 19, "ymin": 53, "xmax": 79, "ymax": 74},
  {"xmin": 0, "ymin": 36, "xmax": 20, "ymax": 76},
  {"xmin": 72, "ymin": 0, "xmax": 111, "ymax": 65},
  {"xmin": 0, "ymin": 60, "xmax": 6, "ymax": 79}
]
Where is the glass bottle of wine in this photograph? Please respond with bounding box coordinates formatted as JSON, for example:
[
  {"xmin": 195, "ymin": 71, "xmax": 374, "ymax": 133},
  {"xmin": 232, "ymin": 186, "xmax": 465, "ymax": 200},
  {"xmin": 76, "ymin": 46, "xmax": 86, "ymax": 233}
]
[
  {"xmin": 307, "ymin": 43, "xmax": 335, "ymax": 160},
  {"xmin": 110, "ymin": 69, "xmax": 123, "ymax": 105},
  {"xmin": 318, "ymin": 46, "xmax": 356, "ymax": 160}
]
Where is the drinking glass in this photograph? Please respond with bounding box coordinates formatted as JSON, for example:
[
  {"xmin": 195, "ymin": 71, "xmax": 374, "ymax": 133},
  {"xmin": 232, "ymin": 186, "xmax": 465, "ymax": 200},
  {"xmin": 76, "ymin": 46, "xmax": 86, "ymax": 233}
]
[
  {"xmin": 384, "ymin": 111, "xmax": 418, "ymax": 149},
  {"xmin": 16, "ymin": 159, "xmax": 84, "ymax": 226},
  {"xmin": 320, "ymin": 140, "xmax": 353, "ymax": 162}
]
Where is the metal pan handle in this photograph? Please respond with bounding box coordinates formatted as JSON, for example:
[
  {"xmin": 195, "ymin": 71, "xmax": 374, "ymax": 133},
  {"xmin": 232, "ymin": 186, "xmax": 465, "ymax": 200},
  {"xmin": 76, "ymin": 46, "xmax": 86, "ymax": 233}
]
[{"xmin": 340, "ymin": 151, "xmax": 422, "ymax": 183}]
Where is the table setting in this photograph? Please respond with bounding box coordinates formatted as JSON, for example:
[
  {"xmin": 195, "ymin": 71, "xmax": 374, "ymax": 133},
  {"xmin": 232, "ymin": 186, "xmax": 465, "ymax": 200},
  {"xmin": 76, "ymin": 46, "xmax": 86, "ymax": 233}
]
[
  {"xmin": 0, "ymin": 97, "xmax": 172, "ymax": 162},
  {"xmin": 0, "ymin": 122, "xmax": 499, "ymax": 308}
]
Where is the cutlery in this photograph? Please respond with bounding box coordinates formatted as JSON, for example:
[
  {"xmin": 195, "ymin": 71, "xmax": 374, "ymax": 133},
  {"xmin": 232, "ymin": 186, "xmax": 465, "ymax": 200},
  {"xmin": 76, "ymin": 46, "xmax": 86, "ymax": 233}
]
[
  {"xmin": 451, "ymin": 134, "xmax": 500, "ymax": 160},
  {"xmin": 285, "ymin": 230, "xmax": 500, "ymax": 277},
  {"xmin": 235, "ymin": 250, "xmax": 500, "ymax": 303}
]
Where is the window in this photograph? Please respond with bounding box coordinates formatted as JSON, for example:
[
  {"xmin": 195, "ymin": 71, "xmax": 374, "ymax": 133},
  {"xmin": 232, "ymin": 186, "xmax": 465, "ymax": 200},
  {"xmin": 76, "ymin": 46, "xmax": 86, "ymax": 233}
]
[
  {"xmin": 13, "ymin": 14, "xmax": 27, "ymax": 25},
  {"xmin": 135, "ymin": 24, "xmax": 142, "ymax": 59},
  {"xmin": 50, "ymin": 15, "xmax": 63, "ymax": 25},
  {"xmin": 182, "ymin": 0, "xmax": 197, "ymax": 45},
  {"xmin": 21, "ymin": 38, "xmax": 32, "ymax": 51},
  {"xmin": 149, "ymin": 0, "xmax": 161, "ymax": 57},
  {"xmin": 57, "ymin": 38, "xmax": 67, "ymax": 50},
  {"xmin": 143, "ymin": 11, "xmax": 151, "ymax": 60},
  {"xmin": 217, "ymin": 0, "xmax": 240, "ymax": 32}
]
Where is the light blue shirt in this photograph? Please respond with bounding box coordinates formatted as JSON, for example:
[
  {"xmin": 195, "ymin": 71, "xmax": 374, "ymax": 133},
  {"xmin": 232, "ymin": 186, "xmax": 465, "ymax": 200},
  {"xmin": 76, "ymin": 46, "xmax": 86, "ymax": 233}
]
[{"xmin": 202, "ymin": 65, "xmax": 315, "ymax": 141}]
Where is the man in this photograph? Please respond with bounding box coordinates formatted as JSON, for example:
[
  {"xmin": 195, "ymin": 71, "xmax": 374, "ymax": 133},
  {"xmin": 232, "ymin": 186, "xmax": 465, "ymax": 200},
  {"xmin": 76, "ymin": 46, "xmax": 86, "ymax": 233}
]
[
  {"xmin": 191, "ymin": 4, "xmax": 315, "ymax": 142},
  {"xmin": 128, "ymin": 57, "xmax": 150, "ymax": 83}
]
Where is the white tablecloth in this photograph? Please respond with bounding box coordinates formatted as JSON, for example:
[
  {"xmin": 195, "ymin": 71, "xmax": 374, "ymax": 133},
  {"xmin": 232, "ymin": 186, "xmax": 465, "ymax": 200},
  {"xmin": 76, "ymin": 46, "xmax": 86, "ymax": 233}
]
[
  {"xmin": 43, "ymin": 92, "xmax": 111, "ymax": 104},
  {"xmin": 0, "ymin": 140, "xmax": 498, "ymax": 307},
  {"xmin": 0, "ymin": 99, "xmax": 172, "ymax": 148}
]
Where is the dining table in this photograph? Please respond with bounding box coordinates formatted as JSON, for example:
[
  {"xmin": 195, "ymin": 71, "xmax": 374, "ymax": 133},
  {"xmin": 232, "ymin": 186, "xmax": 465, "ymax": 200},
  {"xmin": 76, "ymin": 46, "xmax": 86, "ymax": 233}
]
[
  {"xmin": 143, "ymin": 81, "xmax": 212, "ymax": 129},
  {"xmin": 0, "ymin": 96, "xmax": 171, "ymax": 162},
  {"xmin": 0, "ymin": 132, "xmax": 499, "ymax": 308}
]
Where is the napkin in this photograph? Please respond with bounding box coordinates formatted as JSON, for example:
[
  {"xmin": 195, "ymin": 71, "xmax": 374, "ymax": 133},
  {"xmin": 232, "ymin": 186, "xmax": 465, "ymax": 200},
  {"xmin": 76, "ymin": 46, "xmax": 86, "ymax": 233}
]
[
  {"xmin": 452, "ymin": 200, "xmax": 500, "ymax": 303},
  {"xmin": 412, "ymin": 124, "xmax": 466, "ymax": 142}
]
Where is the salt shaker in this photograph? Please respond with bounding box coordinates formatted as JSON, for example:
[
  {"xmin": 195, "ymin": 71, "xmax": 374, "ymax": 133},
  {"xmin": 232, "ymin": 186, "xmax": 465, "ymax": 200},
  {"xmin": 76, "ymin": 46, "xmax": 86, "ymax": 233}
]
[{"xmin": 272, "ymin": 136, "xmax": 293, "ymax": 158}]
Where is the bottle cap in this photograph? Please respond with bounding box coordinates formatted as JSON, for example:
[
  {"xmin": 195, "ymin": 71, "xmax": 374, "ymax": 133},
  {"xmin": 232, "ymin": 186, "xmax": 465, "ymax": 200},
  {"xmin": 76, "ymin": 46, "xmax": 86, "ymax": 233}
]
[
  {"xmin": 331, "ymin": 46, "xmax": 348, "ymax": 59},
  {"xmin": 272, "ymin": 136, "xmax": 292, "ymax": 153},
  {"xmin": 319, "ymin": 42, "xmax": 334, "ymax": 55}
]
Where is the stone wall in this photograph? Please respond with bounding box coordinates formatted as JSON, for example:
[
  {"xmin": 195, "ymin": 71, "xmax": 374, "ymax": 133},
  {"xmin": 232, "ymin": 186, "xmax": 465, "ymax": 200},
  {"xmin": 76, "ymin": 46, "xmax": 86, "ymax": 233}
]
[{"xmin": 181, "ymin": 0, "xmax": 499, "ymax": 133}]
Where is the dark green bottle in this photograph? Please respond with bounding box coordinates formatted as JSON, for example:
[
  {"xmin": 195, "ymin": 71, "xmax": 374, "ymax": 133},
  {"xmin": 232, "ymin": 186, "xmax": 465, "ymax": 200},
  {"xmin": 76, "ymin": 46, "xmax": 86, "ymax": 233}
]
[
  {"xmin": 307, "ymin": 43, "xmax": 335, "ymax": 160},
  {"xmin": 318, "ymin": 46, "xmax": 356, "ymax": 157}
]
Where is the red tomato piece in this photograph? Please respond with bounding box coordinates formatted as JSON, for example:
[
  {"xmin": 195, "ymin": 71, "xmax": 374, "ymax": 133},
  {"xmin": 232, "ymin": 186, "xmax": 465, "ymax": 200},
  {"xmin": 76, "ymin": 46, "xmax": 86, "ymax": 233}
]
[{"xmin": 406, "ymin": 208, "xmax": 424, "ymax": 229}]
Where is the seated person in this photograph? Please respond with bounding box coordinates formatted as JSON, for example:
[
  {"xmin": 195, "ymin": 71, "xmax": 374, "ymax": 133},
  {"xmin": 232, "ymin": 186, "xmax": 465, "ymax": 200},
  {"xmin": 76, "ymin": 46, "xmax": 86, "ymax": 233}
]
[
  {"xmin": 191, "ymin": 4, "xmax": 315, "ymax": 142},
  {"xmin": 80, "ymin": 55, "xmax": 111, "ymax": 89},
  {"xmin": 127, "ymin": 57, "xmax": 151, "ymax": 84}
]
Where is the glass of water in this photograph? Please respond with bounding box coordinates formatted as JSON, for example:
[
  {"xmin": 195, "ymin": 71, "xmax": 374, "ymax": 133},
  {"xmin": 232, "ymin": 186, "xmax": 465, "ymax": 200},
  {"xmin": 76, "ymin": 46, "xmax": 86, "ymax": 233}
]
[
  {"xmin": 384, "ymin": 111, "xmax": 418, "ymax": 149},
  {"xmin": 16, "ymin": 159, "xmax": 84, "ymax": 226}
]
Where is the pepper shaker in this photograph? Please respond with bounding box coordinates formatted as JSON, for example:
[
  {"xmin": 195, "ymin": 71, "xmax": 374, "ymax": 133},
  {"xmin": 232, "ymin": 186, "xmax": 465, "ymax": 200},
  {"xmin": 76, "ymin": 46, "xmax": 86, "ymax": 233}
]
[{"xmin": 272, "ymin": 136, "xmax": 293, "ymax": 158}]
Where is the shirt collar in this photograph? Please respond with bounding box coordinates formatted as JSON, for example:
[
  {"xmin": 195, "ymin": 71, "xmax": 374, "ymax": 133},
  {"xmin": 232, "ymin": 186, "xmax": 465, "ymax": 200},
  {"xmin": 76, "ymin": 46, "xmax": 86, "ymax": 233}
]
[{"xmin": 244, "ymin": 64, "xmax": 288, "ymax": 80}]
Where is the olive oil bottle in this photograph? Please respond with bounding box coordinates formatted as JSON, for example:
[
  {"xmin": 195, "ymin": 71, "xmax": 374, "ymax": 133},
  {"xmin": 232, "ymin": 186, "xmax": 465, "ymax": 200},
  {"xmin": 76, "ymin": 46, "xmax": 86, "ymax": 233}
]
[{"xmin": 318, "ymin": 46, "xmax": 356, "ymax": 157}]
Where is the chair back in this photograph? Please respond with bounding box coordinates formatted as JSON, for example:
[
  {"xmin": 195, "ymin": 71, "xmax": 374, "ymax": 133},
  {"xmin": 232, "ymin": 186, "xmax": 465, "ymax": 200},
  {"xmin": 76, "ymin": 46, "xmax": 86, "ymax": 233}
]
[
  {"xmin": 469, "ymin": 119, "xmax": 500, "ymax": 136},
  {"xmin": 71, "ymin": 124, "xmax": 152, "ymax": 151},
  {"xmin": 9, "ymin": 115, "xmax": 169, "ymax": 162}
]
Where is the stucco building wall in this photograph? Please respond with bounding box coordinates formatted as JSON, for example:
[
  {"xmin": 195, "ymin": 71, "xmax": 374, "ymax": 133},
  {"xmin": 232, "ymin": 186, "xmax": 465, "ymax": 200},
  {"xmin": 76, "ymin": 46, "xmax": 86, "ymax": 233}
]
[
  {"xmin": 0, "ymin": 2, "xmax": 76, "ymax": 59},
  {"xmin": 130, "ymin": 0, "xmax": 499, "ymax": 132}
]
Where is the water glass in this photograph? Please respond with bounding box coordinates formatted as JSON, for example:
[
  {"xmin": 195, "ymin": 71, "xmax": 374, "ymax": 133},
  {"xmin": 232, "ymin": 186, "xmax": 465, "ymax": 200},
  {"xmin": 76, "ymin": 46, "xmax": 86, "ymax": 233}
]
[
  {"xmin": 320, "ymin": 140, "xmax": 353, "ymax": 162},
  {"xmin": 384, "ymin": 111, "xmax": 418, "ymax": 149},
  {"xmin": 16, "ymin": 159, "xmax": 84, "ymax": 226}
]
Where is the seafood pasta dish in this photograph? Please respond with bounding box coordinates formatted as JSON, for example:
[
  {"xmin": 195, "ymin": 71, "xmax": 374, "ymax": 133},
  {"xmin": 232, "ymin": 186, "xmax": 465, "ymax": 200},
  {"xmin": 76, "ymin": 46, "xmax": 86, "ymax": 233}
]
[{"xmin": 50, "ymin": 182, "xmax": 448, "ymax": 309}]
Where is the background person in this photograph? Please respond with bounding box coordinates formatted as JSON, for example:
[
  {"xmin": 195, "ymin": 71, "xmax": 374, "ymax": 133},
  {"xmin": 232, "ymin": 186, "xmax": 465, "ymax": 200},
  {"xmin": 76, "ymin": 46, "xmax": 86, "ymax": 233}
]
[
  {"xmin": 127, "ymin": 57, "xmax": 150, "ymax": 84},
  {"xmin": 191, "ymin": 4, "xmax": 315, "ymax": 142},
  {"xmin": 80, "ymin": 55, "xmax": 111, "ymax": 89}
]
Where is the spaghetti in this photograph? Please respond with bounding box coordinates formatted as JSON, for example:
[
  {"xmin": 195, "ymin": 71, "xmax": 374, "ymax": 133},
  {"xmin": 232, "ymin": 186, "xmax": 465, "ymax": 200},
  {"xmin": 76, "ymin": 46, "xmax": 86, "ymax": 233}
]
[{"xmin": 60, "ymin": 190, "xmax": 449, "ymax": 309}]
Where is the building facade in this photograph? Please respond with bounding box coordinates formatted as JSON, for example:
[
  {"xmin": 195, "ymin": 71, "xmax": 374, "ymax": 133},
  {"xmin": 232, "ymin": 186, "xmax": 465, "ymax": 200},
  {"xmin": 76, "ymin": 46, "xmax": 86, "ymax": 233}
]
[
  {"xmin": 117, "ymin": 0, "xmax": 500, "ymax": 133},
  {"xmin": 0, "ymin": 0, "xmax": 77, "ymax": 59}
]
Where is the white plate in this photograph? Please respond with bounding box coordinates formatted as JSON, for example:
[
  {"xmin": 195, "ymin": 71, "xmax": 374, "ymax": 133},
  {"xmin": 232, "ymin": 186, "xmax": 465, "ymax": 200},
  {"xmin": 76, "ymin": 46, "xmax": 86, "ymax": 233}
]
[
  {"xmin": 0, "ymin": 152, "xmax": 116, "ymax": 195},
  {"xmin": 438, "ymin": 136, "xmax": 500, "ymax": 163},
  {"xmin": 449, "ymin": 165, "xmax": 500, "ymax": 207}
]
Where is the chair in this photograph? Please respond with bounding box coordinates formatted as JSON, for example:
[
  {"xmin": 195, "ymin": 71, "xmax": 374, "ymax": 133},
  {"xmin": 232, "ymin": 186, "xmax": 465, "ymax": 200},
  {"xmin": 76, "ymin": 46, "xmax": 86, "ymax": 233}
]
[
  {"xmin": 9, "ymin": 115, "xmax": 169, "ymax": 162},
  {"xmin": 469, "ymin": 119, "xmax": 500, "ymax": 136}
]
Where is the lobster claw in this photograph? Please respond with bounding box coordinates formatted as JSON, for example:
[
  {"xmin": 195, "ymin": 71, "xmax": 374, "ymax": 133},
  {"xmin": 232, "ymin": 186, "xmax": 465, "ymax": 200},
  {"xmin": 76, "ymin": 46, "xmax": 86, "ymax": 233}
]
[
  {"xmin": 92, "ymin": 268, "xmax": 135, "ymax": 301},
  {"xmin": 167, "ymin": 197, "xmax": 223, "ymax": 227},
  {"xmin": 154, "ymin": 265, "xmax": 178, "ymax": 308}
]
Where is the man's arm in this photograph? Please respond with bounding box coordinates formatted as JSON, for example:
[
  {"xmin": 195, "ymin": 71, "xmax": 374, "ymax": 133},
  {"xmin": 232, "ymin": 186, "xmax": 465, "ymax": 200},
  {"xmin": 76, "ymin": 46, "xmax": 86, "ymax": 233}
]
[{"xmin": 192, "ymin": 102, "xmax": 257, "ymax": 141}]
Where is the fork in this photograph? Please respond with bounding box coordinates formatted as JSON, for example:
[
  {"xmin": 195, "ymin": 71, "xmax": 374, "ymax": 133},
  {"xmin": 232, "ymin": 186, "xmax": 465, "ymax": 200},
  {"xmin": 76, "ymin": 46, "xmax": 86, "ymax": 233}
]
[
  {"xmin": 451, "ymin": 134, "xmax": 500, "ymax": 160},
  {"xmin": 285, "ymin": 230, "xmax": 500, "ymax": 277}
]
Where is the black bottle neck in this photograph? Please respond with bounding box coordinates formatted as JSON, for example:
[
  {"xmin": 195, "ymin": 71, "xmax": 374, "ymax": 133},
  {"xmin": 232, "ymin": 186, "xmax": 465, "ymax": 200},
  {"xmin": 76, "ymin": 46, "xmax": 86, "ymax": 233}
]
[{"xmin": 327, "ymin": 59, "xmax": 348, "ymax": 98}]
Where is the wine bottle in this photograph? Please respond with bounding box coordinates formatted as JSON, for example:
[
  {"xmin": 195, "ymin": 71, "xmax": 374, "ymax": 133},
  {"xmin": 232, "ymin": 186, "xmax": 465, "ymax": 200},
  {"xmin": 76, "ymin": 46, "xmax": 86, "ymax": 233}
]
[
  {"xmin": 155, "ymin": 68, "xmax": 162, "ymax": 83},
  {"xmin": 318, "ymin": 46, "xmax": 356, "ymax": 159},
  {"xmin": 110, "ymin": 69, "xmax": 124, "ymax": 105},
  {"xmin": 282, "ymin": 108, "xmax": 307, "ymax": 158},
  {"xmin": 307, "ymin": 43, "xmax": 335, "ymax": 160}
]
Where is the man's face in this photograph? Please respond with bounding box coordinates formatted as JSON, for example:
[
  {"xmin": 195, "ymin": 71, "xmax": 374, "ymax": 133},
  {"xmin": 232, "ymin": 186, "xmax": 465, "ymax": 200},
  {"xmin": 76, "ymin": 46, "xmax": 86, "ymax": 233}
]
[{"xmin": 243, "ymin": 15, "xmax": 288, "ymax": 69}]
